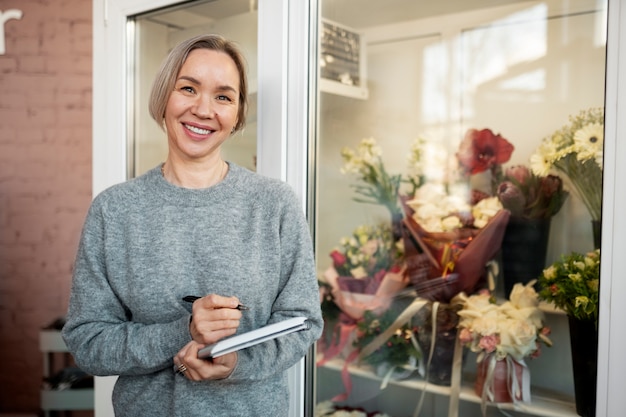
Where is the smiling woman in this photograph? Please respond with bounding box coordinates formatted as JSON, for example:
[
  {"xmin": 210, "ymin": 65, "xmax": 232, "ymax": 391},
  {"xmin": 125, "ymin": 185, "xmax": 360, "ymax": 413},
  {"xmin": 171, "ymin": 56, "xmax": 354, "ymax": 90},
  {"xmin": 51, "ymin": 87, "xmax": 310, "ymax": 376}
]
[
  {"xmin": 62, "ymin": 33, "xmax": 323, "ymax": 417},
  {"xmin": 157, "ymin": 47, "xmax": 241, "ymax": 188}
]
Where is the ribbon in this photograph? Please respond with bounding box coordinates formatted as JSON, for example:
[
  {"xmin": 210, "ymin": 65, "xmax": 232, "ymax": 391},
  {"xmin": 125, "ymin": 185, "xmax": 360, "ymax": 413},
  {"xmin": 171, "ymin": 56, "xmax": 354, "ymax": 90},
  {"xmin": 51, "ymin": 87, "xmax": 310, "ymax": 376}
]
[
  {"xmin": 479, "ymin": 355, "xmax": 531, "ymax": 417},
  {"xmin": 316, "ymin": 321, "xmax": 360, "ymax": 402},
  {"xmin": 316, "ymin": 322, "xmax": 357, "ymax": 366},
  {"xmin": 357, "ymin": 297, "xmax": 429, "ymax": 360},
  {"xmin": 447, "ymin": 331, "xmax": 464, "ymax": 417},
  {"xmin": 413, "ymin": 301, "xmax": 440, "ymax": 417}
]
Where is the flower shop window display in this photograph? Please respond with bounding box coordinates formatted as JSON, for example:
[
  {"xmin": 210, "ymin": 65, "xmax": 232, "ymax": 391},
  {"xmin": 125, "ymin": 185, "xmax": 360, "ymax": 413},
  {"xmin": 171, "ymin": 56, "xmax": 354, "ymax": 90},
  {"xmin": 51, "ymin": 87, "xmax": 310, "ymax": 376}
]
[
  {"xmin": 538, "ymin": 249, "xmax": 600, "ymax": 417},
  {"xmin": 457, "ymin": 281, "xmax": 552, "ymax": 416}
]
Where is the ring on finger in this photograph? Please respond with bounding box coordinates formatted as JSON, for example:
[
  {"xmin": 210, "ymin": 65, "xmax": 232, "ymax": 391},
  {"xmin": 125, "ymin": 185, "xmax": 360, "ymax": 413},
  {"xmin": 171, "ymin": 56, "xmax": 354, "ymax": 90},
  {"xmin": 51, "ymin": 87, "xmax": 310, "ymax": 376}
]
[{"xmin": 176, "ymin": 363, "xmax": 188, "ymax": 374}]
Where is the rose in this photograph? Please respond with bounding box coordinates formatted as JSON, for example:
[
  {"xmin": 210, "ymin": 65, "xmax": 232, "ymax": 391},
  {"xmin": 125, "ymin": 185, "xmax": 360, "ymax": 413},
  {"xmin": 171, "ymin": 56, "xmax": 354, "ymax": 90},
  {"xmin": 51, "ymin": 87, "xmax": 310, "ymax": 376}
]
[
  {"xmin": 330, "ymin": 250, "xmax": 347, "ymax": 269},
  {"xmin": 478, "ymin": 334, "xmax": 500, "ymax": 353},
  {"xmin": 498, "ymin": 318, "xmax": 538, "ymax": 360},
  {"xmin": 471, "ymin": 196, "xmax": 503, "ymax": 228},
  {"xmin": 508, "ymin": 281, "xmax": 540, "ymax": 308}
]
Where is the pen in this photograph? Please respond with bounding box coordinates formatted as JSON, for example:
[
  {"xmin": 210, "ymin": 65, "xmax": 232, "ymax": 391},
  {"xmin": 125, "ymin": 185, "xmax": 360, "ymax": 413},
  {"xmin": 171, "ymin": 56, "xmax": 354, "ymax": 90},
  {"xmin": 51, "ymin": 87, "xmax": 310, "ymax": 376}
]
[{"xmin": 182, "ymin": 295, "xmax": 250, "ymax": 310}]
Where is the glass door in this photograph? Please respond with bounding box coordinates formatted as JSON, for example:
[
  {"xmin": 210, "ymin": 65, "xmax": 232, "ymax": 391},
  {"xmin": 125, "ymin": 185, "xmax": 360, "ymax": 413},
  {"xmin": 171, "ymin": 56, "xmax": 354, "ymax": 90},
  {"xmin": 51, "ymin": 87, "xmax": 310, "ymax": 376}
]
[
  {"xmin": 92, "ymin": 1, "xmax": 314, "ymax": 415},
  {"xmin": 312, "ymin": 1, "xmax": 608, "ymax": 416}
]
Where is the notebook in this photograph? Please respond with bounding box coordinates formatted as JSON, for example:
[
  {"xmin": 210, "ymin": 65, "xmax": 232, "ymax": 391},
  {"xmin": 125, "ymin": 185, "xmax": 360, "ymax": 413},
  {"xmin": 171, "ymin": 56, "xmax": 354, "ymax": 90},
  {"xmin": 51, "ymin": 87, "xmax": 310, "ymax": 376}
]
[{"xmin": 197, "ymin": 316, "xmax": 311, "ymax": 359}]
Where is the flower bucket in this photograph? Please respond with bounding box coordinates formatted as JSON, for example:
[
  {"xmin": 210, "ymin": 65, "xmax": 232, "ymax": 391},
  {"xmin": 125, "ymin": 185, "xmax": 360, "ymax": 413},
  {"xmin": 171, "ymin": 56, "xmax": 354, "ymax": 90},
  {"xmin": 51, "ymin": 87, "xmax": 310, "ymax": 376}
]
[
  {"xmin": 474, "ymin": 355, "xmax": 530, "ymax": 404},
  {"xmin": 501, "ymin": 216, "xmax": 551, "ymax": 296}
]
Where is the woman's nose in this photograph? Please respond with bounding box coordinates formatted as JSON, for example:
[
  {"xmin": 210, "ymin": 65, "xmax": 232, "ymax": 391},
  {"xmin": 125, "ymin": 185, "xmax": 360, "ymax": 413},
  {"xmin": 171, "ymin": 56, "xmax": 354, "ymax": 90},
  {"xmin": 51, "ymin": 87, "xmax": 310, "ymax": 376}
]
[{"xmin": 192, "ymin": 95, "xmax": 214, "ymax": 118}]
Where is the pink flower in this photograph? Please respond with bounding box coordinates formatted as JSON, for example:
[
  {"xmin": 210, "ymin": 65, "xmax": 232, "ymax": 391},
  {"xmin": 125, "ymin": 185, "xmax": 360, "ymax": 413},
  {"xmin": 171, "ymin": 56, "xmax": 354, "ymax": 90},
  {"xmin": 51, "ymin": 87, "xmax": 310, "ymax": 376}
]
[
  {"xmin": 478, "ymin": 334, "xmax": 500, "ymax": 353},
  {"xmin": 497, "ymin": 181, "xmax": 526, "ymax": 216},
  {"xmin": 459, "ymin": 327, "xmax": 473, "ymax": 344},
  {"xmin": 505, "ymin": 165, "xmax": 532, "ymax": 184}
]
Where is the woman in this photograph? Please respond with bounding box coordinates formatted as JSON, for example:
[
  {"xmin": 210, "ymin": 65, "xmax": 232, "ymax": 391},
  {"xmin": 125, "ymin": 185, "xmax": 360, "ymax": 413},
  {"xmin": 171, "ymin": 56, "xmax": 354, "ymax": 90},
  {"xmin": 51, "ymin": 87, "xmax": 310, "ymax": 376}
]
[{"xmin": 62, "ymin": 34, "xmax": 323, "ymax": 416}]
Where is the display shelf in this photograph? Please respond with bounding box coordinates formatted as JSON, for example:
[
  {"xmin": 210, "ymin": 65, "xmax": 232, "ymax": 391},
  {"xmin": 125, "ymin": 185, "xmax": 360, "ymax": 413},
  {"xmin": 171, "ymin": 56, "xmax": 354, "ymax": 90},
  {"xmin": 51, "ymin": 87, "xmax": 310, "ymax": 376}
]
[
  {"xmin": 39, "ymin": 330, "xmax": 94, "ymax": 416},
  {"xmin": 321, "ymin": 358, "xmax": 577, "ymax": 417}
]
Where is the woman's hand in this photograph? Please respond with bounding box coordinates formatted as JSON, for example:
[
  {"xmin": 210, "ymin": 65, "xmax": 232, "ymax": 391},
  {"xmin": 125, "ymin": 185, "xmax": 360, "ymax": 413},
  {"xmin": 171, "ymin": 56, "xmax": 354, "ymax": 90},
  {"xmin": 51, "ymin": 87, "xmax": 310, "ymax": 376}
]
[
  {"xmin": 174, "ymin": 340, "xmax": 238, "ymax": 381},
  {"xmin": 189, "ymin": 294, "xmax": 242, "ymax": 345}
]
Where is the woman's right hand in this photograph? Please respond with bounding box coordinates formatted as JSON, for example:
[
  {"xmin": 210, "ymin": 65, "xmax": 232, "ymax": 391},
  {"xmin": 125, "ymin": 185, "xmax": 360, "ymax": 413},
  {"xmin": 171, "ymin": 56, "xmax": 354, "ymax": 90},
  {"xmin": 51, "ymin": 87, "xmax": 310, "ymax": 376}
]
[{"xmin": 189, "ymin": 294, "xmax": 242, "ymax": 345}]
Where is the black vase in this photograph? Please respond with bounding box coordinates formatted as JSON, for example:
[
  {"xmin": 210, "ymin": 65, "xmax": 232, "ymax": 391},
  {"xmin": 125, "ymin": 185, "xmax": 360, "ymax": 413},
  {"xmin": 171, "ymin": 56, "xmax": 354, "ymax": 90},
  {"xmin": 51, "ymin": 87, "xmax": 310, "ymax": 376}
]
[
  {"xmin": 501, "ymin": 217, "xmax": 551, "ymax": 297},
  {"xmin": 591, "ymin": 219, "xmax": 601, "ymax": 250},
  {"xmin": 568, "ymin": 316, "xmax": 598, "ymax": 417}
]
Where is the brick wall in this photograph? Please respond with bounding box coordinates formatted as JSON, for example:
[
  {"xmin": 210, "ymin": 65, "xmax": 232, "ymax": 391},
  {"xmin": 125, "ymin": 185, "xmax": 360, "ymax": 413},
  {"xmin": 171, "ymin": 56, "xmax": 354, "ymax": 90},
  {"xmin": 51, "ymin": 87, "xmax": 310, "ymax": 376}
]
[{"xmin": 0, "ymin": 0, "xmax": 92, "ymax": 413}]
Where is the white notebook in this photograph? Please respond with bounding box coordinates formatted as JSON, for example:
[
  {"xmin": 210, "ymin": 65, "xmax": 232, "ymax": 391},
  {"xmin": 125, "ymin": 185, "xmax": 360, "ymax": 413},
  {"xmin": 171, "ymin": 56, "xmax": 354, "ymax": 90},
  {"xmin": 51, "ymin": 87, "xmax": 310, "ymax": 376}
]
[{"xmin": 197, "ymin": 316, "xmax": 311, "ymax": 359}]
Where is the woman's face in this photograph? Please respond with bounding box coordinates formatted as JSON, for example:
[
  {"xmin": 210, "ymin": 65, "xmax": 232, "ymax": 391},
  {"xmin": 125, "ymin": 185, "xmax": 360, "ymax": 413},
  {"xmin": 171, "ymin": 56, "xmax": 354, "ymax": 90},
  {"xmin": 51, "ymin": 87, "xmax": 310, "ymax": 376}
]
[{"xmin": 164, "ymin": 48, "xmax": 240, "ymax": 162}]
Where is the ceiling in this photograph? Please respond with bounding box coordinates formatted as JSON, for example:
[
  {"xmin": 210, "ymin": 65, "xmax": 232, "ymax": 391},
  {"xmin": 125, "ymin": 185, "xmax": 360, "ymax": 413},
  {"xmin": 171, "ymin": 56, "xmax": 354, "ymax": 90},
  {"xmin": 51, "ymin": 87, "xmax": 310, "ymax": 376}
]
[{"xmin": 142, "ymin": 0, "xmax": 530, "ymax": 30}]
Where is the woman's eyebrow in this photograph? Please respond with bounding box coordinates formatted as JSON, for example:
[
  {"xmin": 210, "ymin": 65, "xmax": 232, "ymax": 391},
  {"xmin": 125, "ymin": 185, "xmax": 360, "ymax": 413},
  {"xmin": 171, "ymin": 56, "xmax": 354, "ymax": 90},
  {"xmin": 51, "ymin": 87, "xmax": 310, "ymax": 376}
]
[{"xmin": 177, "ymin": 75, "xmax": 237, "ymax": 94}]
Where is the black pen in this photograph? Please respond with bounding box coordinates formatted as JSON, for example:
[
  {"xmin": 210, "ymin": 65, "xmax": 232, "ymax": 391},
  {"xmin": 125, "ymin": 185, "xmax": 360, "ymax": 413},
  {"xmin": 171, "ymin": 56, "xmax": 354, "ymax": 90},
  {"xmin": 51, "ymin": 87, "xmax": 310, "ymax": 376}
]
[{"xmin": 182, "ymin": 295, "xmax": 250, "ymax": 310}]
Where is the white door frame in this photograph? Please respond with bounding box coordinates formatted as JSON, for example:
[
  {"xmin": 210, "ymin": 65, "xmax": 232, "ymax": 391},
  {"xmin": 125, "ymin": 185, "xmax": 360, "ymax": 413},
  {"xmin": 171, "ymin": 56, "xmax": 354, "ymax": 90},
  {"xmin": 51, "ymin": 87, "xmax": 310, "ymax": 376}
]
[{"xmin": 92, "ymin": 0, "xmax": 313, "ymax": 415}]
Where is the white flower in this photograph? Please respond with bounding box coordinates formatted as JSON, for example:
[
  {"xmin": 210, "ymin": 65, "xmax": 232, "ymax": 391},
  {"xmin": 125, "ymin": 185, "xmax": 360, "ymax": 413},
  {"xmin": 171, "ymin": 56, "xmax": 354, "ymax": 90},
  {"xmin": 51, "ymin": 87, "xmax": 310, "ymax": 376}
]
[
  {"xmin": 508, "ymin": 281, "xmax": 540, "ymax": 309},
  {"xmin": 472, "ymin": 197, "xmax": 502, "ymax": 228},
  {"xmin": 498, "ymin": 318, "xmax": 538, "ymax": 360},
  {"xmin": 441, "ymin": 215, "xmax": 463, "ymax": 231},
  {"xmin": 573, "ymin": 123, "xmax": 603, "ymax": 162}
]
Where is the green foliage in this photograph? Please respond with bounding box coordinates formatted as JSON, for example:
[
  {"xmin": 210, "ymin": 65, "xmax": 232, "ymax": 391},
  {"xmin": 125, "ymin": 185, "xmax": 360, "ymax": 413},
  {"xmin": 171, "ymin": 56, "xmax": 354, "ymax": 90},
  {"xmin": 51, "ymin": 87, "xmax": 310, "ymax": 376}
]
[{"xmin": 538, "ymin": 249, "xmax": 600, "ymax": 323}]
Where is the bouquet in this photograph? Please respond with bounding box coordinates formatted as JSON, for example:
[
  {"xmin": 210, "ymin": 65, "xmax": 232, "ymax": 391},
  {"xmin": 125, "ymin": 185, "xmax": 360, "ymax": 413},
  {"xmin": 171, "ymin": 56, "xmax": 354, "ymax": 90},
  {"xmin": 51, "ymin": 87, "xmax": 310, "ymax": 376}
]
[
  {"xmin": 340, "ymin": 137, "xmax": 403, "ymax": 222},
  {"xmin": 320, "ymin": 223, "xmax": 407, "ymax": 322},
  {"xmin": 530, "ymin": 107, "xmax": 604, "ymax": 221},
  {"xmin": 537, "ymin": 249, "xmax": 600, "ymax": 323},
  {"xmin": 318, "ymin": 223, "xmax": 408, "ymax": 366},
  {"xmin": 458, "ymin": 282, "xmax": 552, "ymax": 408},
  {"xmin": 457, "ymin": 282, "xmax": 552, "ymax": 362},
  {"xmin": 401, "ymin": 184, "xmax": 510, "ymax": 301}
]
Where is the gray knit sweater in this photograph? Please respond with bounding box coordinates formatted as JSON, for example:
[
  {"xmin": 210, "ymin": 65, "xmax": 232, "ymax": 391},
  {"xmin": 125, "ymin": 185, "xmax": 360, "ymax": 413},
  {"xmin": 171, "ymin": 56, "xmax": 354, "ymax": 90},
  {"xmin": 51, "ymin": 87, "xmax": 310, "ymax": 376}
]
[{"xmin": 62, "ymin": 163, "xmax": 323, "ymax": 417}]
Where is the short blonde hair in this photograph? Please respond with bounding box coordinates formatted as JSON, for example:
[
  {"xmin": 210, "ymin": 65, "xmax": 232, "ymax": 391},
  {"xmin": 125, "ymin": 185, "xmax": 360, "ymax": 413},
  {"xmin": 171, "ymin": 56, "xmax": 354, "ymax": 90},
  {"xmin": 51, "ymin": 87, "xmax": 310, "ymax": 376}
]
[{"xmin": 148, "ymin": 34, "xmax": 248, "ymax": 133}]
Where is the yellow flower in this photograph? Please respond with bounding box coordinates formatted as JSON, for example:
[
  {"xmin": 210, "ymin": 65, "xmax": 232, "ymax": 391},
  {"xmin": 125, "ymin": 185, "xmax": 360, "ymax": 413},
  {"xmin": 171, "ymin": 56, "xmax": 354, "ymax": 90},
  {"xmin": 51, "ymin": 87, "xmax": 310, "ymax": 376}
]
[
  {"xmin": 542, "ymin": 265, "xmax": 557, "ymax": 281},
  {"xmin": 575, "ymin": 296, "xmax": 590, "ymax": 309},
  {"xmin": 568, "ymin": 272, "xmax": 582, "ymax": 283}
]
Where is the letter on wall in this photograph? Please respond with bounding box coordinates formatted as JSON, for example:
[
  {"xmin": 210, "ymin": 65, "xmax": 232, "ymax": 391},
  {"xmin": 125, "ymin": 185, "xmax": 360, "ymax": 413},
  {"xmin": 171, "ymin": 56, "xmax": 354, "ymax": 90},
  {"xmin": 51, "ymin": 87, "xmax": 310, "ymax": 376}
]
[{"xmin": 0, "ymin": 9, "xmax": 23, "ymax": 55}]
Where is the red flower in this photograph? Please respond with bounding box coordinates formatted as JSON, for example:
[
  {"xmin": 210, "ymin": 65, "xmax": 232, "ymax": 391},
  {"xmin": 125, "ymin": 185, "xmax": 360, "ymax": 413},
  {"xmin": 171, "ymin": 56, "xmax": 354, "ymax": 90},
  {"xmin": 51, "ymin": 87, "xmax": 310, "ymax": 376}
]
[
  {"xmin": 550, "ymin": 284, "xmax": 559, "ymax": 296},
  {"xmin": 457, "ymin": 128, "xmax": 514, "ymax": 175},
  {"xmin": 330, "ymin": 250, "xmax": 347, "ymax": 269}
]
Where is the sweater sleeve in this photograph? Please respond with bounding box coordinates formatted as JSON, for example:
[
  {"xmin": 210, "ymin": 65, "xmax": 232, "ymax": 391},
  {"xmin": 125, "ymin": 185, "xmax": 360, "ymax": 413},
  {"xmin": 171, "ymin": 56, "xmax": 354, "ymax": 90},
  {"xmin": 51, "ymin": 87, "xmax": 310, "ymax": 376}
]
[
  {"xmin": 62, "ymin": 196, "xmax": 192, "ymax": 376},
  {"xmin": 227, "ymin": 184, "xmax": 323, "ymax": 381}
]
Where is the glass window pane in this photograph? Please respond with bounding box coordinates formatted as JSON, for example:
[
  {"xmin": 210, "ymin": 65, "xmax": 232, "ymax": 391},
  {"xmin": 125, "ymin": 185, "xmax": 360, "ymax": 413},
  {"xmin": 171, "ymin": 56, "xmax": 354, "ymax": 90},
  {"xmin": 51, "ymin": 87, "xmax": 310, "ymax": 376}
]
[{"xmin": 314, "ymin": 1, "xmax": 606, "ymax": 416}]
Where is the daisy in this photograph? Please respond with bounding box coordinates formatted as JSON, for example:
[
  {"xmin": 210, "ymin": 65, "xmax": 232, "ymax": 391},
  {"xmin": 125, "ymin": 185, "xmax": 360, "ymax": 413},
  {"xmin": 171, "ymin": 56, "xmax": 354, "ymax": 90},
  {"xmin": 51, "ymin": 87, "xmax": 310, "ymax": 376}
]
[{"xmin": 573, "ymin": 122, "xmax": 603, "ymax": 161}]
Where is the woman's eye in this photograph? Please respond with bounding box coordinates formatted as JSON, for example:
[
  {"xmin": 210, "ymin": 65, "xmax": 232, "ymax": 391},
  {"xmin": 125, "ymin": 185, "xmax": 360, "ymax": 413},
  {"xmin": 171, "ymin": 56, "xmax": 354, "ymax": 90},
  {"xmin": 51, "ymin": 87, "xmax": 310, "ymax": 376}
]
[
  {"xmin": 180, "ymin": 86, "xmax": 195, "ymax": 94},
  {"xmin": 217, "ymin": 95, "xmax": 232, "ymax": 102}
]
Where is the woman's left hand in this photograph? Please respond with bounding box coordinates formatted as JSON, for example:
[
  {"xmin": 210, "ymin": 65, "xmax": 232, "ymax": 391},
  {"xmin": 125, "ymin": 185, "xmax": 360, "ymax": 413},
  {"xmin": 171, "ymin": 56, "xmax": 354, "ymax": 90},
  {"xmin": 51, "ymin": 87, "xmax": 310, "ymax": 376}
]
[{"xmin": 174, "ymin": 340, "xmax": 238, "ymax": 381}]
